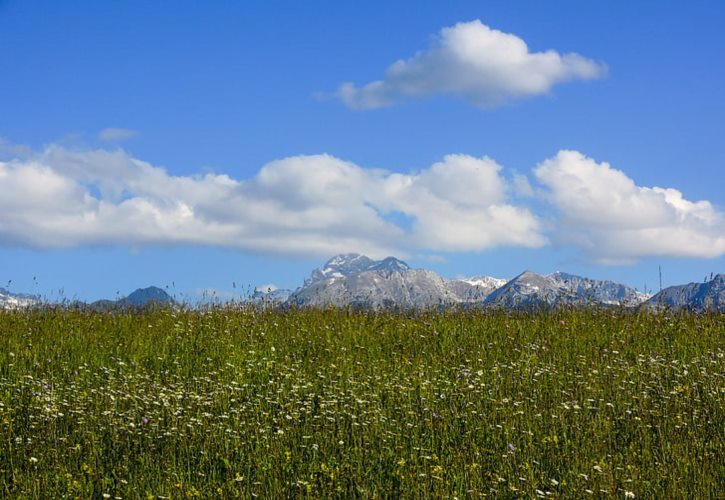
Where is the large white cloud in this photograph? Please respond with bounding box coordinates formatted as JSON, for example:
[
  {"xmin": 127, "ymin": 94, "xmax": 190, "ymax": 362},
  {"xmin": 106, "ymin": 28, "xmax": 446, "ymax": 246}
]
[
  {"xmin": 376, "ymin": 155, "xmax": 544, "ymax": 251},
  {"xmin": 534, "ymin": 150, "xmax": 725, "ymax": 263},
  {"xmin": 0, "ymin": 146, "xmax": 545, "ymax": 257},
  {"xmin": 337, "ymin": 20, "xmax": 606, "ymax": 109}
]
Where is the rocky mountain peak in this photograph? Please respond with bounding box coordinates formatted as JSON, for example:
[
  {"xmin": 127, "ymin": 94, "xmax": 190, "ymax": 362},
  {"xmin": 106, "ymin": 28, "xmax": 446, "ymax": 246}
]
[{"xmin": 305, "ymin": 253, "xmax": 410, "ymax": 285}]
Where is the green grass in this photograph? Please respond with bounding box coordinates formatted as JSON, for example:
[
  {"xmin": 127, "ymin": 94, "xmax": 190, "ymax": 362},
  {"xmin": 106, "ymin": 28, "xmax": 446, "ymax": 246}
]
[{"xmin": 0, "ymin": 307, "xmax": 723, "ymax": 498}]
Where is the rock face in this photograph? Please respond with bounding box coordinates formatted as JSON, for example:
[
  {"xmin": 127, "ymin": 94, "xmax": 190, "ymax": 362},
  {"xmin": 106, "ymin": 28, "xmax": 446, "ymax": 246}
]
[
  {"xmin": 483, "ymin": 271, "xmax": 648, "ymax": 309},
  {"xmin": 446, "ymin": 276, "xmax": 508, "ymax": 303},
  {"xmin": 304, "ymin": 254, "xmax": 411, "ymax": 285},
  {"xmin": 548, "ymin": 272, "xmax": 650, "ymax": 306},
  {"xmin": 0, "ymin": 287, "xmax": 39, "ymax": 309},
  {"xmin": 290, "ymin": 254, "xmax": 504, "ymax": 309},
  {"xmin": 646, "ymin": 274, "xmax": 724, "ymax": 311}
]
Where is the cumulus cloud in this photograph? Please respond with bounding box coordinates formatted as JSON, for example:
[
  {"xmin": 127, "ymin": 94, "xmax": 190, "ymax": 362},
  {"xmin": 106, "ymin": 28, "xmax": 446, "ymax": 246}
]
[
  {"xmin": 534, "ymin": 150, "xmax": 725, "ymax": 263},
  {"xmin": 376, "ymin": 155, "xmax": 545, "ymax": 251},
  {"xmin": 337, "ymin": 20, "xmax": 606, "ymax": 109},
  {"xmin": 0, "ymin": 145, "xmax": 544, "ymax": 257},
  {"xmin": 97, "ymin": 128, "xmax": 138, "ymax": 142}
]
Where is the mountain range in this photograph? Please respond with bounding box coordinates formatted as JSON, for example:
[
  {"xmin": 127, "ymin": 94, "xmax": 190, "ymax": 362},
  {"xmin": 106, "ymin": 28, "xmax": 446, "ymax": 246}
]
[
  {"xmin": 289, "ymin": 254, "xmax": 504, "ymax": 308},
  {"xmin": 1, "ymin": 254, "xmax": 722, "ymax": 311},
  {"xmin": 0, "ymin": 287, "xmax": 39, "ymax": 309},
  {"xmin": 263, "ymin": 254, "xmax": 723, "ymax": 311},
  {"xmin": 0, "ymin": 286, "xmax": 175, "ymax": 310}
]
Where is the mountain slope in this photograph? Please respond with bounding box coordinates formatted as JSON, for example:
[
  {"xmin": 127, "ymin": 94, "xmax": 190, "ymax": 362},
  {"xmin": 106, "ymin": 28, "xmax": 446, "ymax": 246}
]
[
  {"xmin": 90, "ymin": 286, "xmax": 176, "ymax": 310},
  {"xmin": 549, "ymin": 272, "xmax": 649, "ymax": 306},
  {"xmin": 123, "ymin": 287, "xmax": 175, "ymax": 307},
  {"xmin": 483, "ymin": 271, "xmax": 648, "ymax": 308},
  {"xmin": 292, "ymin": 268, "xmax": 453, "ymax": 309},
  {"xmin": 646, "ymin": 274, "xmax": 724, "ymax": 311}
]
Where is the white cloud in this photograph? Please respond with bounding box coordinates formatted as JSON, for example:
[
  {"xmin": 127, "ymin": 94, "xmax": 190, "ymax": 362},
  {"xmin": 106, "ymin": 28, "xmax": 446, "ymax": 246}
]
[
  {"xmin": 3, "ymin": 144, "xmax": 721, "ymax": 264},
  {"xmin": 534, "ymin": 150, "xmax": 725, "ymax": 263},
  {"xmin": 97, "ymin": 128, "xmax": 138, "ymax": 142},
  {"xmin": 376, "ymin": 155, "xmax": 546, "ymax": 251},
  {"xmin": 0, "ymin": 145, "xmax": 544, "ymax": 257},
  {"xmin": 337, "ymin": 20, "xmax": 606, "ymax": 109}
]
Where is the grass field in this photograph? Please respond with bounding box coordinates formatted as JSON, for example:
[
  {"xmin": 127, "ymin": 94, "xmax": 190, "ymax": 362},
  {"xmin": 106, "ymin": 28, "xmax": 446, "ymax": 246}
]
[{"xmin": 0, "ymin": 307, "xmax": 722, "ymax": 498}]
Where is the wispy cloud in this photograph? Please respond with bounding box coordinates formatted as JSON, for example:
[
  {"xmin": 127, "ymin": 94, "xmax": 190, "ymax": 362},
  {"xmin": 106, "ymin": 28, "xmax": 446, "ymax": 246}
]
[
  {"xmin": 97, "ymin": 128, "xmax": 138, "ymax": 142},
  {"xmin": 0, "ymin": 137, "xmax": 32, "ymax": 159},
  {"xmin": 336, "ymin": 20, "xmax": 606, "ymax": 110},
  {"xmin": 534, "ymin": 150, "xmax": 725, "ymax": 263}
]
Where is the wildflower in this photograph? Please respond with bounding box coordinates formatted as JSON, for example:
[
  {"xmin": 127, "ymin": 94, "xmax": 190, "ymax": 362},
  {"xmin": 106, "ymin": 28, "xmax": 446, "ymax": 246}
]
[
  {"xmin": 625, "ymin": 492, "xmax": 636, "ymax": 498},
  {"xmin": 508, "ymin": 443, "xmax": 515, "ymax": 452},
  {"xmin": 29, "ymin": 457, "xmax": 38, "ymax": 464}
]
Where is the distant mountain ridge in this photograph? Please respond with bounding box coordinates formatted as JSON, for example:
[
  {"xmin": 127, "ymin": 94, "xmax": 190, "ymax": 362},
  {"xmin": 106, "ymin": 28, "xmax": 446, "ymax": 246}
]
[
  {"xmin": 646, "ymin": 274, "xmax": 724, "ymax": 311},
  {"xmin": 292, "ymin": 254, "xmax": 508, "ymax": 309},
  {"xmin": 250, "ymin": 287, "xmax": 292, "ymax": 305},
  {"xmin": 2, "ymin": 257, "xmax": 722, "ymax": 311},
  {"xmin": 90, "ymin": 286, "xmax": 176, "ymax": 310},
  {"xmin": 483, "ymin": 271, "xmax": 649, "ymax": 309},
  {"xmin": 290, "ymin": 255, "xmax": 652, "ymax": 309},
  {"xmin": 0, "ymin": 287, "xmax": 39, "ymax": 309}
]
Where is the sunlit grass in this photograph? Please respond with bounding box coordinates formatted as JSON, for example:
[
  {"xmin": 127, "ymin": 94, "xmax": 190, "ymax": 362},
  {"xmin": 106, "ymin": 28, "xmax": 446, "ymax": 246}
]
[{"xmin": 1, "ymin": 307, "xmax": 722, "ymax": 497}]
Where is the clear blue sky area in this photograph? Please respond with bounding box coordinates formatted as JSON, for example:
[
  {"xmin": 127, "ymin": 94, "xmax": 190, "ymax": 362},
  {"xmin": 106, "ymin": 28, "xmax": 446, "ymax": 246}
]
[{"xmin": 1, "ymin": 0, "xmax": 723, "ymax": 301}]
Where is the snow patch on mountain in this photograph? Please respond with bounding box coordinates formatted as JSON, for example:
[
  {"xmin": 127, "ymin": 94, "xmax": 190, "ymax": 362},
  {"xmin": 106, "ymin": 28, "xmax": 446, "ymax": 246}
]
[{"xmin": 0, "ymin": 288, "xmax": 39, "ymax": 310}]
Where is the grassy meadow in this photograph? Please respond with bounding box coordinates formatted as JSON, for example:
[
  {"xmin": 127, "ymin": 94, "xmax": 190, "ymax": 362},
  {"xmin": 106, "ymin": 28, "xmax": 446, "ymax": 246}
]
[{"xmin": 0, "ymin": 307, "xmax": 723, "ymax": 498}]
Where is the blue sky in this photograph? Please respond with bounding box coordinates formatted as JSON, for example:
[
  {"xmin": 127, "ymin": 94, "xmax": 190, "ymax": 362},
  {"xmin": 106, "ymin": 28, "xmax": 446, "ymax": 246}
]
[{"xmin": 1, "ymin": 0, "xmax": 723, "ymax": 302}]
